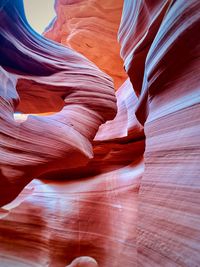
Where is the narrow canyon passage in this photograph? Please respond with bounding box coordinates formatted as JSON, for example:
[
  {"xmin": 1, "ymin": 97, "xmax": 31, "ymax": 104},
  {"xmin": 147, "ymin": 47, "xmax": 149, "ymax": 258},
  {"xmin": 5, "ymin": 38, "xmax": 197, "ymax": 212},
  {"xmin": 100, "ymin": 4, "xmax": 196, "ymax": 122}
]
[{"xmin": 0, "ymin": 0, "xmax": 199, "ymax": 267}]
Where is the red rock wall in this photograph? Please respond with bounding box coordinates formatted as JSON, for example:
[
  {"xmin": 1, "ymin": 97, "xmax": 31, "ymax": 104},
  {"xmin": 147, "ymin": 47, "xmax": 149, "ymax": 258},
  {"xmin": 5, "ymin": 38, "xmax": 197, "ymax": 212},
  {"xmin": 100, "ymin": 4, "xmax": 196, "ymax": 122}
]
[{"xmin": 0, "ymin": 0, "xmax": 200, "ymax": 266}]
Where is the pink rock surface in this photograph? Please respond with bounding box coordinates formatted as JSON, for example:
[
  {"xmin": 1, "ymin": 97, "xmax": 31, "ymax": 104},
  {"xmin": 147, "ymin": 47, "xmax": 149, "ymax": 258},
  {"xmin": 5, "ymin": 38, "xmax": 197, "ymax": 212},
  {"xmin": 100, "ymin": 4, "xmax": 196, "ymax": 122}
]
[
  {"xmin": 0, "ymin": 0, "xmax": 200, "ymax": 266},
  {"xmin": 0, "ymin": 69, "xmax": 144, "ymax": 266},
  {"xmin": 0, "ymin": 1, "xmax": 116, "ymax": 206},
  {"xmin": 119, "ymin": 0, "xmax": 200, "ymax": 266},
  {"xmin": 0, "ymin": 79, "xmax": 144, "ymax": 266}
]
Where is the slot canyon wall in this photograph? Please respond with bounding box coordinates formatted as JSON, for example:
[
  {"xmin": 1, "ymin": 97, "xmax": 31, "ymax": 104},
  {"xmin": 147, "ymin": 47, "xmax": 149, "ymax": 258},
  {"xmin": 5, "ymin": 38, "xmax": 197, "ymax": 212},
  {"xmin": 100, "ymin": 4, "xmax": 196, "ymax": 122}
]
[
  {"xmin": 44, "ymin": 0, "xmax": 127, "ymax": 89},
  {"xmin": 0, "ymin": 0, "xmax": 199, "ymax": 267}
]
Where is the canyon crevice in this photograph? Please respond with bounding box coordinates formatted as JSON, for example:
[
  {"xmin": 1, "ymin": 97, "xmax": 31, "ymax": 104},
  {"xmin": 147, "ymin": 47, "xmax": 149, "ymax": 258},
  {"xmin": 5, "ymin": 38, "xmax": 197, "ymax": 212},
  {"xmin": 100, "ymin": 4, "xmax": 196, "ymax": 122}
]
[{"xmin": 0, "ymin": 0, "xmax": 199, "ymax": 267}]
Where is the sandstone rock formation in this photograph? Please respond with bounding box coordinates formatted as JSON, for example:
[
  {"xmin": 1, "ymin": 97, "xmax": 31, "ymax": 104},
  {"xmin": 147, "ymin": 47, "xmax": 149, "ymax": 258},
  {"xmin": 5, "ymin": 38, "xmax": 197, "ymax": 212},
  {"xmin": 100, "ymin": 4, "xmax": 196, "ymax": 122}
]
[
  {"xmin": 0, "ymin": 0, "xmax": 116, "ymax": 206},
  {"xmin": 119, "ymin": 0, "xmax": 200, "ymax": 266},
  {"xmin": 0, "ymin": 0, "xmax": 200, "ymax": 267},
  {"xmin": 44, "ymin": 0, "xmax": 127, "ymax": 89}
]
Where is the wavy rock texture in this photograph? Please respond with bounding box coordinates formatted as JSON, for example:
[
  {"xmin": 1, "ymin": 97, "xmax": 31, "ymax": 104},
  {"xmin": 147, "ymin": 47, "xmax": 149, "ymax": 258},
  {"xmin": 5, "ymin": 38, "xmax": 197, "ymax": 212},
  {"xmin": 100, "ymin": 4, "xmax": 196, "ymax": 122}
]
[
  {"xmin": 0, "ymin": 0, "xmax": 116, "ymax": 206},
  {"xmin": 44, "ymin": 0, "xmax": 127, "ymax": 89},
  {"xmin": 0, "ymin": 75, "xmax": 145, "ymax": 266},
  {"xmin": 119, "ymin": 0, "xmax": 200, "ymax": 266},
  {"xmin": 0, "ymin": 0, "xmax": 200, "ymax": 267}
]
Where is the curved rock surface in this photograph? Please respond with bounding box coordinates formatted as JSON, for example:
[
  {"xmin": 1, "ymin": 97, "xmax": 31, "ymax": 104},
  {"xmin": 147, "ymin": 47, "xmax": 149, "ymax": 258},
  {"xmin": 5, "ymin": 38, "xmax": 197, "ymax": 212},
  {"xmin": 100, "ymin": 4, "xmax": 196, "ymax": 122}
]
[
  {"xmin": 0, "ymin": 0, "xmax": 116, "ymax": 206},
  {"xmin": 0, "ymin": 0, "xmax": 200, "ymax": 267},
  {"xmin": 119, "ymin": 0, "xmax": 200, "ymax": 266},
  {"xmin": 0, "ymin": 76, "xmax": 145, "ymax": 266},
  {"xmin": 66, "ymin": 256, "xmax": 98, "ymax": 267},
  {"xmin": 45, "ymin": 0, "xmax": 127, "ymax": 89}
]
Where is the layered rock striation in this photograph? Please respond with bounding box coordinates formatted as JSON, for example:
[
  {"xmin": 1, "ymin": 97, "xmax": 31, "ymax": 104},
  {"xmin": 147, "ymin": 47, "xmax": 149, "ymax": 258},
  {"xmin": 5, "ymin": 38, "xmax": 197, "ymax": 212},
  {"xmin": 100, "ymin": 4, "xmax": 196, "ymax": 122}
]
[
  {"xmin": 0, "ymin": 0, "xmax": 200, "ymax": 266},
  {"xmin": 44, "ymin": 0, "xmax": 127, "ymax": 89},
  {"xmin": 119, "ymin": 0, "xmax": 200, "ymax": 266},
  {"xmin": 0, "ymin": 0, "xmax": 116, "ymax": 206}
]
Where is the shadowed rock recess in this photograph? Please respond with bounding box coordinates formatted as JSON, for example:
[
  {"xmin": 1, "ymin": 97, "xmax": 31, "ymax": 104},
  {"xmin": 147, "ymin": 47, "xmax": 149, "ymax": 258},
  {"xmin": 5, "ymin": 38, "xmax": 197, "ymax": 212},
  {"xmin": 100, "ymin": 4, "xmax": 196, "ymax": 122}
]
[{"xmin": 0, "ymin": 0, "xmax": 199, "ymax": 266}]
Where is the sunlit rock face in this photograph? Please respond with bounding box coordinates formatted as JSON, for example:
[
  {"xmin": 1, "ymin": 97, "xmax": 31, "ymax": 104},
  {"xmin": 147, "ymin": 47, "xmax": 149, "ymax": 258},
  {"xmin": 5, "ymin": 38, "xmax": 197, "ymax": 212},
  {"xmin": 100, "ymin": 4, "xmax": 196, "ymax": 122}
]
[
  {"xmin": 0, "ymin": 0, "xmax": 200, "ymax": 267},
  {"xmin": 44, "ymin": 0, "xmax": 127, "ymax": 89}
]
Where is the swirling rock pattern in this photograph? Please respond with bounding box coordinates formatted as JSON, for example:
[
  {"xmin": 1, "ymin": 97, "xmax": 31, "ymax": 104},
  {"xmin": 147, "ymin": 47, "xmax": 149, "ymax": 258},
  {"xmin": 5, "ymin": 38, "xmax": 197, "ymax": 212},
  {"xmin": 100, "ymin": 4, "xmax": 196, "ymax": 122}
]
[
  {"xmin": 0, "ymin": 0, "xmax": 200, "ymax": 266},
  {"xmin": 45, "ymin": 0, "xmax": 127, "ymax": 89},
  {"xmin": 0, "ymin": 76, "xmax": 145, "ymax": 266},
  {"xmin": 0, "ymin": 0, "xmax": 116, "ymax": 206},
  {"xmin": 119, "ymin": 0, "xmax": 200, "ymax": 266}
]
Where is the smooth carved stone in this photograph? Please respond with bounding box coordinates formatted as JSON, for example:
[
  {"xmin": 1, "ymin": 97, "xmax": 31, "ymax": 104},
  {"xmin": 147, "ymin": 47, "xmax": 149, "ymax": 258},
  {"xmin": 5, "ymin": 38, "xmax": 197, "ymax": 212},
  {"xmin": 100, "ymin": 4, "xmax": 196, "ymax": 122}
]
[
  {"xmin": 0, "ymin": 0, "xmax": 116, "ymax": 206},
  {"xmin": 38, "ymin": 79, "xmax": 145, "ymax": 181},
  {"xmin": 119, "ymin": 0, "xmax": 200, "ymax": 266},
  {"xmin": 0, "ymin": 0, "xmax": 199, "ymax": 266},
  {"xmin": 0, "ymin": 162, "xmax": 143, "ymax": 266},
  {"xmin": 95, "ymin": 78, "xmax": 144, "ymax": 141},
  {"xmin": 118, "ymin": 0, "xmax": 172, "ymax": 96},
  {"xmin": 66, "ymin": 256, "xmax": 98, "ymax": 267},
  {"xmin": 0, "ymin": 76, "xmax": 144, "ymax": 266},
  {"xmin": 45, "ymin": 0, "xmax": 127, "ymax": 89}
]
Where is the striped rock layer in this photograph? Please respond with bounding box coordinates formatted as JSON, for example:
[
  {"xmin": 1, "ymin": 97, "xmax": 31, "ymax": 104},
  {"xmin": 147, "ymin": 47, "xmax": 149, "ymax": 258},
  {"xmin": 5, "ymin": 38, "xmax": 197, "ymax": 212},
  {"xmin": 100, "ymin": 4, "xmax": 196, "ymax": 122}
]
[
  {"xmin": 0, "ymin": 0, "xmax": 199, "ymax": 267},
  {"xmin": 45, "ymin": 0, "xmax": 127, "ymax": 89}
]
